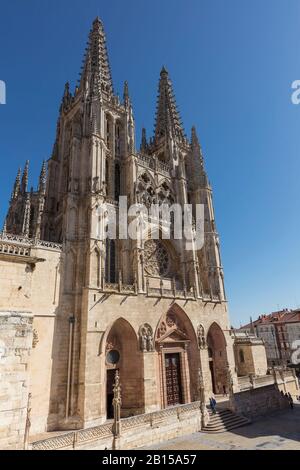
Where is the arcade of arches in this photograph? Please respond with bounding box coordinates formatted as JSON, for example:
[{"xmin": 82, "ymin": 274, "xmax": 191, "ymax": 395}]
[{"xmin": 103, "ymin": 307, "xmax": 229, "ymax": 420}]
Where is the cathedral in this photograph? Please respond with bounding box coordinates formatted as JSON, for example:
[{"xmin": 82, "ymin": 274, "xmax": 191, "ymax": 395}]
[{"xmin": 1, "ymin": 17, "xmax": 240, "ymax": 442}]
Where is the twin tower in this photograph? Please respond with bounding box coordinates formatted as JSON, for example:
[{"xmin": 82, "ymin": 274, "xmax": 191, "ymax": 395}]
[{"xmin": 5, "ymin": 17, "xmax": 224, "ymax": 301}]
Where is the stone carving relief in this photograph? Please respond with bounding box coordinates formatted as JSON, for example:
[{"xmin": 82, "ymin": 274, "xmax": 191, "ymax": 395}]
[
  {"xmin": 139, "ymin": 324, "xmax": 154, "ymax": 352},
  {"xmin": 32, "ymin": 329, "xmax": 39, "ymax": 349},
  {"xmin": 197, "ymin": 324, "xmax": 207, "ymax": 349},
  {"xmin": 157, "ymin": 181, "xmax": 174, "ymax": 206},
  {"xmin": 157, "ymin": 311, "xmax": 187, "ymax": 340},
  {"xmin": 106, "ymin": 335, "xmax": 119, "ymax": 352},
  {"xmin": 136, "ymin": 173, "xmax": 156, "ymax": 207}
]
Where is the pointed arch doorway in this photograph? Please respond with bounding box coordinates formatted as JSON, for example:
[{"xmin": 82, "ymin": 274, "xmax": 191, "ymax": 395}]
[
  {"xmin": 155, "ymin": 305, "xmax": 200, "ymax": 408},
  {"xmin": 207, "ymin": 322, "xmax": 228, "ymax": 395},
  {"xmin": 104, "ymin": 318, "xmax": 144, "ymax": 419}
]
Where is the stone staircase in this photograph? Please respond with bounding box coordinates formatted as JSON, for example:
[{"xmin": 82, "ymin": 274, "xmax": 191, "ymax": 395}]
[{"xmin": 202, "ymin": 408, "xmax": 251, "ymax": 433}]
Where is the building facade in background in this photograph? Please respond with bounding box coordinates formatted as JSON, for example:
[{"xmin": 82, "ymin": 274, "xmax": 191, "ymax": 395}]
[{"xmin": 241, "ymin": 309, "xmax": 300, "ymax": 366}]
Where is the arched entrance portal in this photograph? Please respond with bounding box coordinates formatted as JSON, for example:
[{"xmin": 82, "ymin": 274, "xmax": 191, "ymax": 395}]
[
  {"xmin": 207, "ymin": 323, "xmax": 228, "ymax": 395},
  {"xmin": 105, "ymin": 318, "xmax": 143, "ymax": 419},
  {"xmin": 155, "ymin": 305, "xmax": 200, "ymax": 408}
]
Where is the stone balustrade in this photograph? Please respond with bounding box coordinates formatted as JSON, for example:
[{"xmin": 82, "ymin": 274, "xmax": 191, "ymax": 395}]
[
  {"xmin": 137, "ymin": 153, "xmax": 171, "ymax": 175},
  {"xmin": 31, "ymin": 401, "xmax": 201, "ymax": 450},
  {"xmin": 0, "ymin": 232, "xmax": 62, "ymax": 252},
  {"xmin": 237, "ymin": 369, "xmax": 297, "ymax": 392}
]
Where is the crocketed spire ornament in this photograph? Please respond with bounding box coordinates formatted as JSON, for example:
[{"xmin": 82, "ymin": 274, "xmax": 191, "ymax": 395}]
[
  {"xmin": 11, "ymin": 167, "xmax": 21, "ymax": 200},
  {"xmin": 21, "ymin": 160, "xmax": 29, "ymax": 193},
  {"xmin": 38, "ymin": 161, "xmax": 47, "ymax": 194},
  {"xmin": 154, "ymin": 66, "xmax": 184, "ymax": 142},
  {"xmin": 80, "ymin": 17, "xmax": 113, "ymax": 99}
]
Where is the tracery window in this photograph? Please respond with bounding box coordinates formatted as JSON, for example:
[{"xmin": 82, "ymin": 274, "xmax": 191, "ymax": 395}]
[
  {"xmin": 115, "ymin": 163, "xmax": 120, "ymax": 200},
  {"xmin": 136, "ymin": 173, "xmax": 156, "ymax": 207},
  {"xmin": 144, "ymin": 239, "xmax": 170, "ymax": 277},
  {"xmin": 105, "ymin": 239, "xmax": 116, "ymax": 283}
]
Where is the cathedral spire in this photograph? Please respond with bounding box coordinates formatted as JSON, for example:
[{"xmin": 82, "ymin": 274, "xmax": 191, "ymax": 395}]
[
  {"xmin": 38, "ymin": 160, "xmax": 47, "ymax": 194},
  {"xmin": 191, "ymin": 126, "xmax": 204, "ymax": 170},
  {"xmin": 190, "ymin": 126, "xmax": 208, "ymax": 189},
  {"xmin": 21, "ymin": 160, "xmax": 29, "ymax": 193},
  {"xmin": 11, "ymin": 167, "xmax": 21, "ymax": 200},
  {"xmin": 80, "ymin": 17, "xmax": 113, "ymax": 99},
  {"xmin": 154, "ymin": 66, "xmax": 184, "ymax": 142}
]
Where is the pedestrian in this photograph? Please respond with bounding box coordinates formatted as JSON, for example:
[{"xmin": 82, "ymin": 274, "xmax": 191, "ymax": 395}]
[
  {"xmin": 289, "ymin": 395, "xmax": 294, "ymax": 410},
  {"xmin": 212, "ymin": 396, "xmax": 217, "ymax": 411},
  {"xmin": 223, "ymin": 385, "xmax": 227, "ymax": 396},
  {"xmin": 209, "ymin": 397, "xmax": 216, "ymax": 414}
]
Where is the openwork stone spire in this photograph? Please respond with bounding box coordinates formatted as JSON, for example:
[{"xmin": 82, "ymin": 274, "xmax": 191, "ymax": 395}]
[
  {"xmin": 80, "ymin": 17, "xmax": 113, "ymax": 99},
  {"xmin": 154, "ymin": 67, "xmax": 184, "ymax": 142}
]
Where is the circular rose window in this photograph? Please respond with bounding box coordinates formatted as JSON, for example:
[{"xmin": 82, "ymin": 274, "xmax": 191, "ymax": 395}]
[
  {"xmin": 144, "ymin": 239, "xmax": 170, "ymax": 277},
  {"xmin": 106, "ymin": 349, "xmax": 120, "ymax": 365}
]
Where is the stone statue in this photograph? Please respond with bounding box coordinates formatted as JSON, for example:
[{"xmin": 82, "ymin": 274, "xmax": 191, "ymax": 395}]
[
  {"xmin": 139, "ymin": 324, "xmax": 154, "ymax": 352},
  {"xmin": 140, "ymin": 330, "xmax": 147, "ymax": 352},
  {"xmin": 197, "ymin": 324, "xmax": 207, "ymax": 349},
  {"xmin": 147, "ymin": 331, "xmax": 154, "ymax": 352}
]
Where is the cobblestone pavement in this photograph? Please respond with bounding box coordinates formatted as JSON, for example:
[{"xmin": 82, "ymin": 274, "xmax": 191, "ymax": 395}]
[{"xmin": 143, "ymin": 405, "xmax": 300, "ymax": 450}]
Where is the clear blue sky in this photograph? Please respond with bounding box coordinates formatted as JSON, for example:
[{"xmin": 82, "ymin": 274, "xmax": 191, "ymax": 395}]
[{"xmin": 0, "ymin": 0, "xmax": 300, "ymax": 326}]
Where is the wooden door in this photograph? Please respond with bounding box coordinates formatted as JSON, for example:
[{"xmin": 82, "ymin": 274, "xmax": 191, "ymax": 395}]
[{"xmin": 165, "ymin": 353, "xmax": 182, "ymax": 406}]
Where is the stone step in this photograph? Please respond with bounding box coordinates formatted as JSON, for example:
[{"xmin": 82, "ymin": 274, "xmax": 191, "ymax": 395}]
[
  {"xmin": 207, "ymin": 412, "xmax": 244, "ymax": 423},
  {"xmin": 205, "ymin": 416, "xmax": 248, "ymax": 429},
  {"xmin": 202, "ymin": 409, "xmax": 251, "ymax": 434}
]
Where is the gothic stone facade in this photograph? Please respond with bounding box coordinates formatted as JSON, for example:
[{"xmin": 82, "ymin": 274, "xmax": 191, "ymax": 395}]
[{"xmin": 1, "ymin": 17, "xmax": 238, "ymax": 441}]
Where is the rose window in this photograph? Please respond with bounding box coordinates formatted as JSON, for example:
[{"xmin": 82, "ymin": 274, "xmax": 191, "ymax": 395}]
[{"xmin": 144, "ymin": 239, "xmax": 170, "ymax": 277}]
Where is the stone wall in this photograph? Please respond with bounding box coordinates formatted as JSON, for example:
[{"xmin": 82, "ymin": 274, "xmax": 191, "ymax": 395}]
[
  {"xmin": 0, "ymin": 241, "xmax": 61, "ymax": 438},
  {"xmin": 0, "ymin": 311, "xmax": 33, "ymax": 450},
  {"xmin": 234, "ymin": 384, "xmax": 289, "ymax": 419}
]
